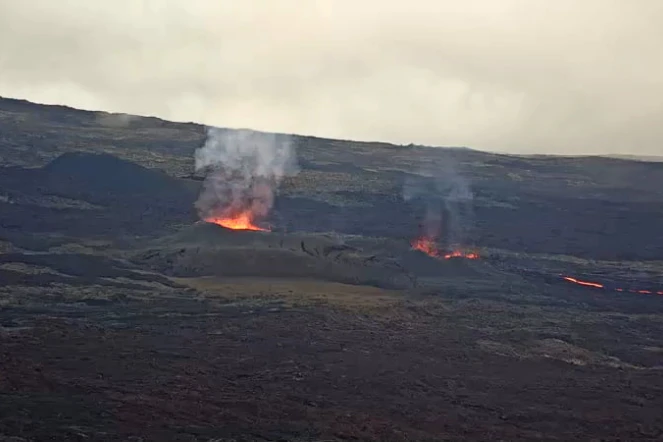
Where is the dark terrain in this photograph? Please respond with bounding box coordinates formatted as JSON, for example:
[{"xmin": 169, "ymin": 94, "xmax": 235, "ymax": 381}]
[{"xmin": 1, "ymin": 96, "xmax": 662, "ymax": 441}]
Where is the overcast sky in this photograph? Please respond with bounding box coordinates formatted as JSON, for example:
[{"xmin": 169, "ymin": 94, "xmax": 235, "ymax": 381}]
[{"xmin": 0, "ymin": 0, "xmax": 661, "ymax": 155}]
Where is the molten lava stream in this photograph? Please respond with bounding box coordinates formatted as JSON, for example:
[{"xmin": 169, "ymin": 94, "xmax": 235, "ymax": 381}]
[
  {"xmin": 562, "ymin": 276, "xmax": 604, "ymax": 288},
  {"xmin": 562, "ymin": 275, "xmax": 663, "ymax": 296},
  {"xmin": 204, "ymin": 212, "xmax": 269, "ymax": 231}
]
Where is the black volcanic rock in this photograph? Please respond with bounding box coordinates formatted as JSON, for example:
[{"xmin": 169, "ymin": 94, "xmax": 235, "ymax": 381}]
[
  {"xmin": 133, "ymin": 223, "xmax": 417, "ymax": 289},
  {"xmin": 42, "ymin": 152, "xmax": 195, "ymax": 205},
  {"xmin": 0, "ymin": 152, "xmax": 198, "ymax": 238},
  {"xmin": 133, "ymin": 223, "xmax": 512, "ymax": 290},
  {"xmin": 2, "ymin": 96, "xmax": 663, "ymax": 259}
]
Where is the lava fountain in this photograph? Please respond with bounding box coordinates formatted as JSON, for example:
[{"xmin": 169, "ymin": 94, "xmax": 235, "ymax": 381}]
[
  {"xmin": 204, "ymin": 211, "xmax": 269, "ymax": 232},
  {"xmin": 411, "ymin": 237, "xmax": 441, "ymax": 257},
  {"xmin": 193, "ymin": 128, "xmax": 297, "ymax": 232}
]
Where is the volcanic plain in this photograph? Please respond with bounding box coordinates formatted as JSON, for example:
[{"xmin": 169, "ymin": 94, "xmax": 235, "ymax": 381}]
[{"xmin": 1, "ymin": 97, "xmax": 663, "ymax": 441}]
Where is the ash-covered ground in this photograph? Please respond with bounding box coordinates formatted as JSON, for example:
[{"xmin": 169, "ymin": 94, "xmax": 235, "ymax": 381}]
[{"xmin": 1, "ymin": 97, "xmax": 663, "ymax": 441}]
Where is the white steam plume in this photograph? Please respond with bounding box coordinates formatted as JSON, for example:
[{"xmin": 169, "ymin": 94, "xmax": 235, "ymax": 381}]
[
  {"xmin": 95, "ymin": 112, "xmax": 137, "ymax": 128},
  {"xmin": 194, "ymin": 128, "xmax": 298, "ymax": 226},
  {"xmin": 403, "ymin": 160, "xmax": 473, "ymax": 248}
]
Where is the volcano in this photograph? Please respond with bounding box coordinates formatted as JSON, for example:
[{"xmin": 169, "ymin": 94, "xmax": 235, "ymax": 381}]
[{"xmin": 134, "ymin": 222, "xmax": 416, "ymax": 289}]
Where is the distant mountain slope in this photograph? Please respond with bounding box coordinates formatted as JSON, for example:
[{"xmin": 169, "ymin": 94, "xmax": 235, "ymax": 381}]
[
  {"xmin": 606, "ymin": 154, "xmax": 663, "ymax": 162},
  {"xmin": 1, "ymin": 96, "xmax": 662, "ymax": 260}
]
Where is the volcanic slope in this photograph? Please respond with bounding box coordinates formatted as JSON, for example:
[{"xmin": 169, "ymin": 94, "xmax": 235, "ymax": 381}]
[
  {"xmin": 1, "ymin": 97, "xmax": 663, "ymax": 440},
  {"xmin": 0, "ymin": 150, "xmax": 198, "ymax": 244},
  {"xmin": 133, "ymin": 222, "xmax": 416, "ymax": 289},
  {"xmin": 2, "ymin": 96, "xmax": 663, "ymax": 260}
]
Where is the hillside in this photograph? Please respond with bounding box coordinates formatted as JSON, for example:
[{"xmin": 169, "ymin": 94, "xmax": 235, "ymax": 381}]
[
  {"xmin": 1, "ymin": 96, "xmax": 663, "ymax": 260},
  {"xmin": 1, "ymin": 97, "xmax": 662, "ymax": 441}
]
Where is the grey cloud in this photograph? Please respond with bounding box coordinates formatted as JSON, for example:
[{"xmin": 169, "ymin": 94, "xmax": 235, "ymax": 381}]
[{"xmin": 0, "ymin": 0, "xmax": 661, "ymax": 155}]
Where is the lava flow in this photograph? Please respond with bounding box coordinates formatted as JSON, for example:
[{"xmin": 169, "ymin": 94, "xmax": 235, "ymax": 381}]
[
  {"xmin": 562, "ymin": 276, "xmax": 604, "ymax": 288},
  {"xmin": 204, "ymin": 211, "xmax": 269, "ymax": 231},
  {"xmin": 562, "ymin": 275, "xmax": 663, "ymax": 295},
  {"xmin": 411, "ymin": 237, "xmax": 478, "ymax": 260}
]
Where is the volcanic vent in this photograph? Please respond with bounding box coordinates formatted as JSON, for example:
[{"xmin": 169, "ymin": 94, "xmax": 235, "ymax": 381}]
[
  {"xmin": 194, "ymin": 128, "xmax": 297, "ymax": 231},
  {"xmin": 411, "ymin": 237, "xmax": 479, "ymax": 260},
  {"xmin": 404, "ymin": 161, "xmax": 478, "ymax": 260}
]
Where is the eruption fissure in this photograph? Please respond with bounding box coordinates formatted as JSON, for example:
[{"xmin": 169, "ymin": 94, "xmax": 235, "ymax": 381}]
[
  {"xmin": 562, "ymin": 275, "xmax": 663, "ymax": 295},
  {"xmin": 411, "ymin": 237, "xmax": 479, "ymax": 260},
  {"xmin": 191, "ymin": 131, "xmax": 656, "ymax": 299}
]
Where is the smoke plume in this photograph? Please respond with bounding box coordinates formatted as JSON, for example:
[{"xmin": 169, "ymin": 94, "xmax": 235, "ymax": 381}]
[
  {"xmin": 95, "ymin": 112, "xmax": 137, "ymax": 128},
  {"xmin": 404, "ymin": 159, "xmax": 474, "ymax": 248},
  {"xmin": 194, "ymin": 128, "xmax": 298, "ymax": 227}
]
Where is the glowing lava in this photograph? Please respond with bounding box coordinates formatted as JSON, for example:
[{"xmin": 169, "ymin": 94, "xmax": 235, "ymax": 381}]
[
  {"xmin": 411, "ymin": 237, "xmax": 441, "ymax": 257},
  {"xmin": 204, "ymin": 211, "xmax": 269, "ymax": 231},
  {"xmin": 443, "ymin": 250, "xmax": 479, "ymax": 260},
  {"xmin": 562, "ymin": 276, "xmax": 604, "ymax": 288},
  {"xmin": 410, "ymin": 237, "xmax": 478, "ymax": 260},
  {"xmin": 562, "ymin": 275, "xmax": 663, "ymax": 296}
]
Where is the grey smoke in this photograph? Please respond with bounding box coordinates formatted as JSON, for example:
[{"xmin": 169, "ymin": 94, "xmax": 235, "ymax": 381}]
[
  {"xmin": 404, "ymin": 161, "xmax": 473, "ymax": 248},
  {"xmin": 95, "ymin": 112, "xmax": 137, "ymax": 128},
  {"xmin": 194, "ymin": 128, "xmax": 298, "ymax": 225}
]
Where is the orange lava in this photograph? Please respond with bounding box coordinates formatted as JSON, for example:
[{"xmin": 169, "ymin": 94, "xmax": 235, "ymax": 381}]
[
  {"xmin": 204, "ymin": 212, "xmax": 269, "ymax": 231},
  {"xmin": 411, "ymin": 237, "xmax": 479, "ymax": 260},
  {"xmin": 562, "ymin": 276, "xmax": 604, "ymax": 288},
  {"xmin": 411, "ymin": 237, "xmax": 441, "ymax": 258},
  {"xmin": 562, "ymin": 275, "xmax": 663, "ymax": 296},
  {"xmin": 443, "ymin": 250, "xmax": 479, "ymax": 260}
]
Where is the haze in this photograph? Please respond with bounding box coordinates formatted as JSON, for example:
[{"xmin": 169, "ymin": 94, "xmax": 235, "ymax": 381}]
[{"xmin": 1, "ymin": 0, "xmax": 661, "ymax": 155}]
